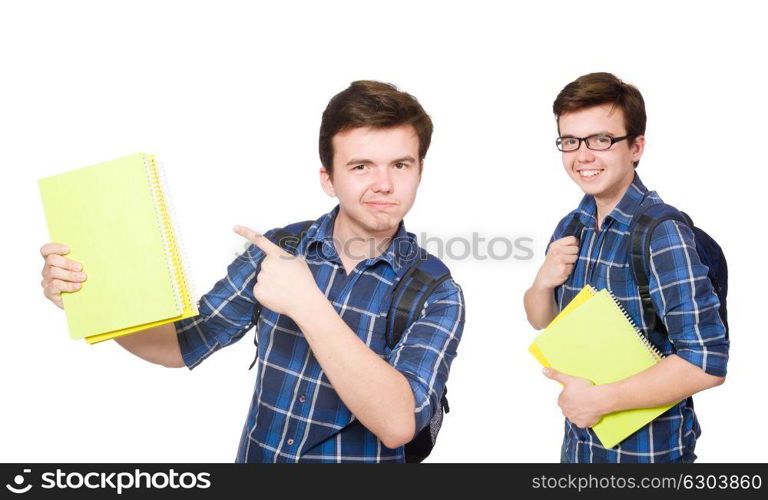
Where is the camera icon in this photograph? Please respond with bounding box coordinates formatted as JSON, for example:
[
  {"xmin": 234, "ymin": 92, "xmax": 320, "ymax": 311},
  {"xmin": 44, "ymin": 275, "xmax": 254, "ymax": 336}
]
[{"xmin": 5, "ymin": 469, "xmax": 32, "ymax": 494}]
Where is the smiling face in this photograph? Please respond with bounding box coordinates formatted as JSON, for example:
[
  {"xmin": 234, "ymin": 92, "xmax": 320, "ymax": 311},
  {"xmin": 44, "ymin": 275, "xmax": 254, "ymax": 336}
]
[
  {"xmin": 320, "ymin": 125, "xmax": 422, "ymax": 238},
  {"xmin": 558, "ymin": 104, "xmax": 645, "ymax": 204}
]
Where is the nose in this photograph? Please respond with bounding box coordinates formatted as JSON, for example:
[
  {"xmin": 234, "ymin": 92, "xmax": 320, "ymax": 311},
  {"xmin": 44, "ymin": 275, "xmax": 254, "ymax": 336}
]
[
  {"xmin": 371, "ymin": 166, "xmax": 394, "ymax": 193},
  {"xmin": 575, "ymin": 140, "xmax": 595, "ymax": 163}
]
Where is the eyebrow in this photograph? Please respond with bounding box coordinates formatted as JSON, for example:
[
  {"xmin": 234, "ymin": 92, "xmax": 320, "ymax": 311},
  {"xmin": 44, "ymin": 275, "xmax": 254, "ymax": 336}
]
[
  {"xmin": 345, "ymin": 155, "xmax": 417, "ymax": 166},
  {"xmin": 391, "ymin": 156, "xmax": 416, "ymax": 164},
  {"xmin": 560, "ymin": 131, "xmax": 618, "ymax": 138}
]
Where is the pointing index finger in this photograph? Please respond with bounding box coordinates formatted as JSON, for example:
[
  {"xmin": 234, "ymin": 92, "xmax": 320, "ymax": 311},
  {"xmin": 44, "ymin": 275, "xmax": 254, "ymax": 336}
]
[{"xmin": 233, "ymin": 225, "xmax": 282, "ymax": 256}]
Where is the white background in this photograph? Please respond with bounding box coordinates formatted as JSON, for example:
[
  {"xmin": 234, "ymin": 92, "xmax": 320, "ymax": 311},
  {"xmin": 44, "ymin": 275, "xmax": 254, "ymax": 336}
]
[{"xmin": 1, "ymin": 0, "xmax": 766, "ymax": 463}]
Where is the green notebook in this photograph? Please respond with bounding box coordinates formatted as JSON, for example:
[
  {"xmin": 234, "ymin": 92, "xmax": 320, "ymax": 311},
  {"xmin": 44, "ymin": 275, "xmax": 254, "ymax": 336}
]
[
  {"xmin": 38, "ymin": 153, "xmax": 197, "ymax": 343},
  {"xmin": 530, "ymin": 287, "xmax": 677, "ymax": 449}
]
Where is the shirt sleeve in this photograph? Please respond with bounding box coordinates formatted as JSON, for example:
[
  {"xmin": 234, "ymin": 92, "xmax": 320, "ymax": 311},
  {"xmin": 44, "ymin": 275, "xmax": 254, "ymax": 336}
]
[
  {"xmin": 647, "ymin": 220, "xmax": 729, "ymax": 376},
  {"xmin": 175, "ymin": 241, "xmax": 266, "ymax": 369},
  {"xmin": 385, "ymin": 279, "xmax": 465, "ymax": 434}
]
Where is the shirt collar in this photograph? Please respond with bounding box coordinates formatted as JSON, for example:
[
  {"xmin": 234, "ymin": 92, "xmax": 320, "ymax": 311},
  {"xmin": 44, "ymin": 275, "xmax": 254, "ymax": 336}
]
[
  {"xmin": 303, "ymin": 205, "xmax": 417, "ymax": 277},
  {"xmin": 607, "ymin": 173, "xmax": 650, "ymax": 227},
  {"xmin": 574, "ymin": 172, "xmax": 651, "ymax": 229}
]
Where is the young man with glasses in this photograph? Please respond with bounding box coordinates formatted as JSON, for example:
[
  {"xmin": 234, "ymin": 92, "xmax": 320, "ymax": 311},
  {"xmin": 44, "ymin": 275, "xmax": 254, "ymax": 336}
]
[
  {"xmin": 523, "ymin": 72, "xmax": 729, "ymax": 463},
  {"xmin": 39, "ymin": 81, "xmax": 465, "ymax": 463}
]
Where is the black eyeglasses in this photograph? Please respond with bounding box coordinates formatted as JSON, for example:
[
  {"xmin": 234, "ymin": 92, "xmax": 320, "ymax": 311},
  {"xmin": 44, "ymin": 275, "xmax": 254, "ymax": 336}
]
[{"xmin": 556, "ymin": 134, "xmax": 634, "ymax": 152}]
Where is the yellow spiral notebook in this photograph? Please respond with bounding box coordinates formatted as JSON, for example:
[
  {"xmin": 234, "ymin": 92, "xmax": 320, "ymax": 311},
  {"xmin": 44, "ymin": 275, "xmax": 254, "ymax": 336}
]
[
  {"xmin": 39, "ymin": 153, "xmax": 197, "ymax": 344},
  {"xmin": 529, "ymin": 286, "xmax": 677, "ymax": 449}
]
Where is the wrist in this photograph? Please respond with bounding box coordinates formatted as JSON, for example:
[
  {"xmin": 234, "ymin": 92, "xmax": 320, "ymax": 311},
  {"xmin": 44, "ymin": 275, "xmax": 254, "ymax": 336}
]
[
  {"xmin": 292, "ymin": 288, "xmax": 332, "ymax": 331},
  {"xmin": 531, "ymin": 275, "xmax": 554, "ymax": 295},
  {"xmin": 595, "ymin": 383, "xmax": 621, "ymax": 415}
]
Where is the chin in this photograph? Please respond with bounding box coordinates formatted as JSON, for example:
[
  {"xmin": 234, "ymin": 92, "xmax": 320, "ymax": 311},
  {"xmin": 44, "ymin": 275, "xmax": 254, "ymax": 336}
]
[
  {"xmin": 366, "ymin": 215, "xmax": 399, "ymax": 233},
  {"xmin": 571, "ymin": 173, "xmax": 610, "ymax": 196},
  {"xmin": 578, "ymin": 183, "xmax": 604, "ymax": 196}
]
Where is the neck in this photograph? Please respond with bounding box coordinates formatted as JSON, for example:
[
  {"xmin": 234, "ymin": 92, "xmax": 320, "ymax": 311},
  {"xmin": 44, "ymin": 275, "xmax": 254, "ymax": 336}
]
[{"xmin": 594, "ymin": 172, "xmax": 635, "ymax": 229}]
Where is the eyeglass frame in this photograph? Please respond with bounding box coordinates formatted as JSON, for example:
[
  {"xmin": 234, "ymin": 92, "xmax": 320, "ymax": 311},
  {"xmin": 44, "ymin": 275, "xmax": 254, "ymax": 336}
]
[{"xmin": 555, "ymin": 134, "xmax": 635, "ymax": 152}]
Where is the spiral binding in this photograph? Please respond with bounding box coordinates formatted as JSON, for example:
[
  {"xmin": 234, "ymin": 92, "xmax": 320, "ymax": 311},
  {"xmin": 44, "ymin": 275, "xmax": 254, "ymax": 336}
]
[
  {"xmin": 142, "ymin": 154, "xmax": 197, "ymax": 315},
  {"xmin": 156, "ymin": 157, "xmax": 198, "ymax": 311},
  {"xmin": 606, "ymin": 289, "xmax": 664, "ymax": 363}
]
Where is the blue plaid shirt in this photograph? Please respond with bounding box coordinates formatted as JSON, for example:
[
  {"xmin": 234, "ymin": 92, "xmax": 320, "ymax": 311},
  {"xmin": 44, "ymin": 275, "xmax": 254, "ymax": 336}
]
[
  {"xmin": 549, "ymin": 173, "xmax": 729, "ymax": 463},
  {"xmin": 175, "ymin": 206, "xmax": 465, "ymax": 463}
]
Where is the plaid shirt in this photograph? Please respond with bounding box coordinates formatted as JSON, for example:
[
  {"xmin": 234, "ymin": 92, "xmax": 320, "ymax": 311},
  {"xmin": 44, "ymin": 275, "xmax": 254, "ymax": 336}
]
[
  {"xmin": 549, "ymin": 173, "xmax": 729, "ymax": 463},
  {"xmin": 175, "ymin": 206, "xmax": 465, "ymax": 463}
]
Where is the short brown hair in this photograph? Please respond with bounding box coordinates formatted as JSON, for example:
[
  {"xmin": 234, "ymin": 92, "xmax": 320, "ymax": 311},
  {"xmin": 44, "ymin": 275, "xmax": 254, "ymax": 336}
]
[
  {"xmin": 553, "ymin": 72, "xmax": 646, "ymax": 167},
  {"xmin": 319, "ymin": 80, "xmax": 433, "ymax": 174}
]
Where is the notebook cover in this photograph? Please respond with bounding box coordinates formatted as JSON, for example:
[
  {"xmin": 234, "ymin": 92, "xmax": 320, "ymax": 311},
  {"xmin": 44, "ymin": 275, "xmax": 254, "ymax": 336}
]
[{"xmin": 39, "ymin": 153, "xmax": 196, "ymax": 340}]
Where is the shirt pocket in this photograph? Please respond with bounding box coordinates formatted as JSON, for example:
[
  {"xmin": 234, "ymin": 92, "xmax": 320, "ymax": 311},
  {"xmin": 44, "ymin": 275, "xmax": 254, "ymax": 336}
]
[{"xmin": 605, "ymin": 263, "xmax": 632, "ymax": 289}]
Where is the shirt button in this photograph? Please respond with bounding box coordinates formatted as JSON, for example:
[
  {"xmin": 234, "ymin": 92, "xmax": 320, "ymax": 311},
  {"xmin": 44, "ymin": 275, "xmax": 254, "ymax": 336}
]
[
  {"xmin": 287, "ymin": 438, "xmax": 295, "ymax": 446},
  {"xmin": 298, "ymin": 395, "xmax": 306, "ymax": 403}
]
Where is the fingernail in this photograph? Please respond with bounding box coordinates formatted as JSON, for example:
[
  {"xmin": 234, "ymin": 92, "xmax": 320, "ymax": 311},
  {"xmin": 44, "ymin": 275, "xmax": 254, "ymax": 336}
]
[
  {"xmin": 74, "ymin": 283, "xmax": 81, "ymax": 289},
  {"xmin": 78, "ymin": 273, "xmax": 86, "ymax": 280},
  {"xmin": 542, "ymin": 368, "xmax": 551, "ymax": 376},
  {"xmin": 62, "ymin": 246, "xmax": 69, "ymax": 252},
  {"xmin": 75, "ymin": 263, "xmax": 82, "ymax": 271}
]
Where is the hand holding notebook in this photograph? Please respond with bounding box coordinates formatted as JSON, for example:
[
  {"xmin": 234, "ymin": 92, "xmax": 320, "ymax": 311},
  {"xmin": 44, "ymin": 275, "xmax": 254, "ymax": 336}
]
[
  {"xmin": 541, "ymin": 366, "xmax": 607, "ymax": 429},
  {"xmin": 529, "ymin": 286, "xmax": 678, "ymax": 449}
]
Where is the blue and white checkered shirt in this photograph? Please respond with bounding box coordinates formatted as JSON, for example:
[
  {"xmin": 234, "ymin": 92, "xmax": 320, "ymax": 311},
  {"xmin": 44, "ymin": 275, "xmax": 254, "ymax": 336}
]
[
  {"xmin": 550, "ymin": 173, "xmax": 729, "ymax": 463},
  {"xmin": 175, "ymin": 206, "xmax": 465, "ymax": 463}
]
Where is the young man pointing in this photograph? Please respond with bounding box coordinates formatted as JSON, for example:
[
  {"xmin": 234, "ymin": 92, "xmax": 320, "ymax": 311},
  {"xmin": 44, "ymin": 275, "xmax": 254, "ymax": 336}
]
[{"xmin": 40, "ymin": 81, "xmax": 465, "ymax": 463}]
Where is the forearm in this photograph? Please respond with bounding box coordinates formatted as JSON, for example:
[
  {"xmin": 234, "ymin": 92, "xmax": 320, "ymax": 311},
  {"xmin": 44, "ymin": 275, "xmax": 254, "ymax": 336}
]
[
  {"xmin": 599, "ymin": 354, "xmax": 725, "ymax": 413},
  {"xmin": 292, "ymin": 291, "xmax": 416, "ymax": 449},
  {"xmin": 524, "ymin": 281, "xmax": 558, "ymax": 330},
  {"xmin": 113, "ymin": 322, "xmax": 185, "ymax": 368}
]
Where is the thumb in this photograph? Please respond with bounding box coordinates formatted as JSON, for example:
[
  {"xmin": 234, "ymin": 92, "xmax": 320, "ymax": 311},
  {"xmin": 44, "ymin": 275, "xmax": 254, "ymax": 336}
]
[{"xmin": 542, "ymin": 367, "xmax": 577, "ymax": 385}]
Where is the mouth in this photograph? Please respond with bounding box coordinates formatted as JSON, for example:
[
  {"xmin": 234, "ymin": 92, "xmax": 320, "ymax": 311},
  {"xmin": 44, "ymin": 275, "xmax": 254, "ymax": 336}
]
[
  {"xmin": 364, "ymin": 201, "xmax": 398, "ymax": 210},
  {"xmin": 364, "ymin": 200, "xmax": 396, "ymax": 207},
  {"xmin": 576, "ymin": 168, "xmax": 604, "ymax": 180}
]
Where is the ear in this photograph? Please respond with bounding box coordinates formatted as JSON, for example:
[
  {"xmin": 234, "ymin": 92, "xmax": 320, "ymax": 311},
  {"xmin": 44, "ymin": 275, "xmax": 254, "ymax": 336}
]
[
  {"xmin": 630, "ymin": 135, "xmax": 645, "ymax": 164},
  {"xmin": 319, "ymin": 166, "xmax": 337, "ymax": 198}
]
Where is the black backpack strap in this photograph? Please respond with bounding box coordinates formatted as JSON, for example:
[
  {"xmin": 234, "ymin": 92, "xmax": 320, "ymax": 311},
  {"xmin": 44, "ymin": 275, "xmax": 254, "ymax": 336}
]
[
  {"xmin": 628, "ymin": 203, "xmax": 692, "ymax": 340},
  {"xmin": 269, "ymin": 220, "xmax": 316, "ymax": 254},
  {"xmin": 387, "ymin": 254, "xmax": 455, "ymax": 463},
  {"xmin": 248, "ymin": 220, "xmax": 314, "ymax": 370},
  {"xmin": 563, "ymin": 213, "xmax": 586, "ymax": 240},
  {"xmin": 386, "ymin": 257, "xmax": 452, "ymax": 349},
  {"xmin": 386, "ymin": 254, "xmax": 452, "ymax": 420}
]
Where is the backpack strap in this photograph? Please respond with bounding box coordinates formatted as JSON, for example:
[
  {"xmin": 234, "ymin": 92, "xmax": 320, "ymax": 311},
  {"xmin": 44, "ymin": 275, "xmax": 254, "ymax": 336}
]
[
  {"xmin": 248, "ymin": 220, "xmax": 314, "ymax": 370},
  {"xmin": 563, "ymin": 213, "xmax": 586, "ymax": 240},
  {"xmin": 628, "ymin": 203, "xmax": 692, "ymax": 340},
  {"xmin": 386, "ymin": 253, "xmax": 453, "ymax": 349},
  {"xmin": 269, "ymin": 220, "xmax": 316, "ymax": 254},
  {"xmin": 387, "ymin": 253, "xmax": 454, "ymax": 462},
  {"xmin": 385, "ymin": 253, "xmax": 453, "ymax": 419}
]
